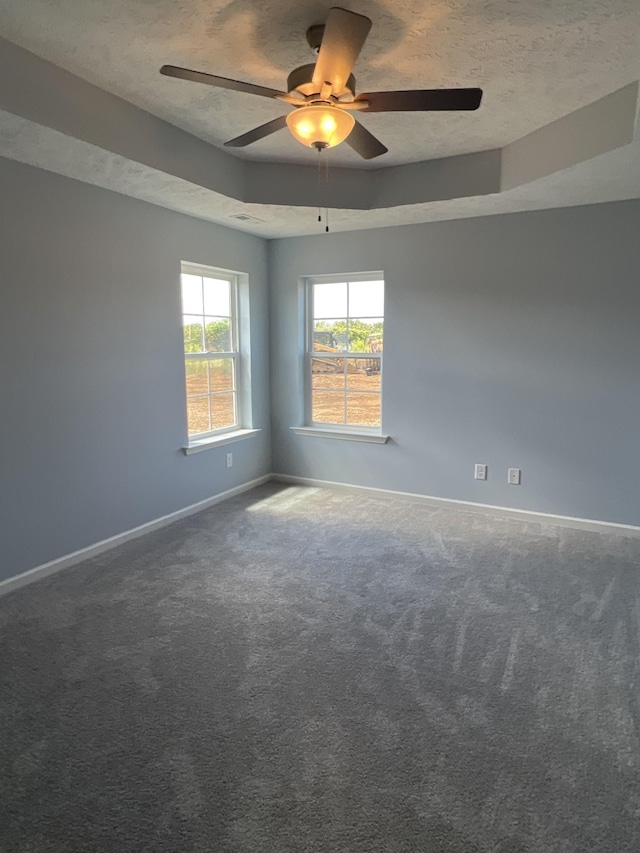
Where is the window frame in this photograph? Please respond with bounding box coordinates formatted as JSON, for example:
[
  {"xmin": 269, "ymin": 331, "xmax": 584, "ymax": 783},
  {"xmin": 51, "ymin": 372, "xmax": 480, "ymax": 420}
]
[
  {"xmin": 304, "ymin": 272, "xmax": 384, "ymax": 432},
  {"xmin": 180, "ymin": 262, "xmax": 242, "ymax": 442}
]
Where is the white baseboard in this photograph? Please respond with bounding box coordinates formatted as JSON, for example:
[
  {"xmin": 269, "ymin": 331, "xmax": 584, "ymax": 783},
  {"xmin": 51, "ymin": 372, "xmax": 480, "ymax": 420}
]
[
  {"xmin": 0, "ymin": 475, "xmax": 271, "ymax": 598},
  {"xmin": 272, "ymin": 473, "xmax": 640, "ymax": 539},
  {"xmin": 4, "ymin": 471, "xmax": 639, "ymax": 599}
]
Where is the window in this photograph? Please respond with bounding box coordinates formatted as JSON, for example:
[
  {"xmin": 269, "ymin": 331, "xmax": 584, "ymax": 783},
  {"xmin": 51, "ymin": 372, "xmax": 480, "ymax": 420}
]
[
  {"xmin": 306, "ymin": 273, "xmax": 384, "ymax": 429},
  {"xmin": 180, "ymin": 264, "xmax": 240, "ymax": 439}
]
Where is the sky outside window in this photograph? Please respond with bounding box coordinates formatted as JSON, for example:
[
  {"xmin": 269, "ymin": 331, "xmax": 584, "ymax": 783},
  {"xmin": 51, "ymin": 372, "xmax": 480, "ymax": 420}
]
[{"xmin": 313, "ymin": 280, "xmax": 384, "ymax": 319}]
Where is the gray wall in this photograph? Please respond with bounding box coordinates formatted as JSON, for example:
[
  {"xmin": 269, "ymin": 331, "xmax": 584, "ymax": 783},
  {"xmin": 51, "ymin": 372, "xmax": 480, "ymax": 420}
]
[
  {"xmin": 3, "ymin": 156, "xmax": 640, "ymax": 585},
  {"xmin": 0, "ymin": 157, "xmax": 270, "ymax": 581},
  {"xmin": 269, "ymin": 201, "xmax": 640, "ymax": 527}
]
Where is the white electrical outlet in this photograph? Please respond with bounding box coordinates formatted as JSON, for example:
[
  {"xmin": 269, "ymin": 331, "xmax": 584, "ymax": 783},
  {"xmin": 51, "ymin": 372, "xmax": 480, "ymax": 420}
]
[
  {"xmin": 508, "ymin": 467, "xmax": 521, "ymax": 485},
  {"xmin": 474, "ymin": 464, "xmax": 487, "ymax": 481},
  {"xmin": 226, "ymin": 452, "xmax": 233, "ymax": 468}
]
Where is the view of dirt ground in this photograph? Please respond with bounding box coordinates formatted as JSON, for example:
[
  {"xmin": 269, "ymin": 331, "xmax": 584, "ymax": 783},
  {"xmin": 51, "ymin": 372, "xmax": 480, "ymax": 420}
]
[
  {"xmin": 312, "ymin": 358, "xmax": 381, "ymax": 426},
  {"xmin": 184, "ymin": 356, "xmax": 382, "ymax": 435},
  {"xmin": 185, "ymin": 360, "xmax": 235, "ymax": 435}
]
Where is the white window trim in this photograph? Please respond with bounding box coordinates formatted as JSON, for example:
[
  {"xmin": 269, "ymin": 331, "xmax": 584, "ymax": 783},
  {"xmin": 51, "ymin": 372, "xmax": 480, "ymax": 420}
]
[
  {"xmin": 291, "ymin": 426, "xmax": 389, "ymax": 444},
  {"xmin": 182, "ymin": 428, "xmax": 260, "ymax": 455},
  {"xmin": 181, "ymin": 262, "xmax": 245, "ymax": 446},
  {"xmin": 304, "ymin": 271, "xmax": 385, "ymax": 433}
]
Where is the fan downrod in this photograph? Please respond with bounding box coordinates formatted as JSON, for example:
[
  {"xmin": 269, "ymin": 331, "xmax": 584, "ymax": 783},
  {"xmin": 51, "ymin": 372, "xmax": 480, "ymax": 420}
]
[{"xmin": 306, "ymin": 24, "xmax": 325, "ymax": 55}]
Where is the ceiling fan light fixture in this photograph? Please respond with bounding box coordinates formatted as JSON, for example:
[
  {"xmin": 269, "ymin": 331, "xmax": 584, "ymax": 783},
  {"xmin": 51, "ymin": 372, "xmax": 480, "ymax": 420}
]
[
  {"xmin": 163, "ymin": 7, "xmax": 483, "ymax": 161},
  {"xmin": 286, "ymin": 104, "xmax": 355, "ymax": 150}
]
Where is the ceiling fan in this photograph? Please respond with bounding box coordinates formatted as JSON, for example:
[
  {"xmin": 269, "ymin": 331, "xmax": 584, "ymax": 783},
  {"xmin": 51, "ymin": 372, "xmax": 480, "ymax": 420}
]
[{"xmin": 161, "ymin": 6, "xmax": 482, "ymax": 160}]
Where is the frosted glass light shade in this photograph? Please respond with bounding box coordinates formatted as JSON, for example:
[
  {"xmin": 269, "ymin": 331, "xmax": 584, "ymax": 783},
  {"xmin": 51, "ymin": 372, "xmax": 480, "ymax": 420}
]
[{"xmin": 286, "ymin": 105, "xmax": 355, "ymax": 150}]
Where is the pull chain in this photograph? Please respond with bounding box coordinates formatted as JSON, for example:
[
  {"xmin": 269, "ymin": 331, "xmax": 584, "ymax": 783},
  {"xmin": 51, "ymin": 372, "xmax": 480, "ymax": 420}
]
[
  {"xmin": 324, "ymin": 148, "xmax": 330, "ymax": 233},
  {"xmin": 317, "ymin": 149, "xmax": 323, "ymax": 222},
  {"xmin": 315, "ymin": 147, "xmax": 331, "ymax": 232}
]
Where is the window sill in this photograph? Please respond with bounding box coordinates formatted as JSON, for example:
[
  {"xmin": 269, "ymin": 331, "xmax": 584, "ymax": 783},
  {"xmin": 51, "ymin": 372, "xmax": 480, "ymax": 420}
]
[
  {"xmin": 182, "ymin": 428, "xmax": 260, "ymax": 455},
  {"xmin": 290, "ymin": 426, "xmax": 389, "ymax": 444}
]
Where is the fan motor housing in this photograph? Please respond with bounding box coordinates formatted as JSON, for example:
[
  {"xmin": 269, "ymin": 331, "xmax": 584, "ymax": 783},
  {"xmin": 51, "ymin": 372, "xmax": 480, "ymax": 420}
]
[{"xmin": 287, "ymin": 63, "xmax": 356, "ymax": 100}]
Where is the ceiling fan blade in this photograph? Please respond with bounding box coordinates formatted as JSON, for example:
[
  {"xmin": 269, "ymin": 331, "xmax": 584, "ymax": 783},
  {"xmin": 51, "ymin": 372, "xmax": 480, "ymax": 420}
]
[
  {"xmin": 355, "ymin": 88, "xmax": 483, "ymax": 112},
  {"xmin": 344, "ymin": 119, "xmax": 388, "ymax": 160},
  {"xmin": 224, "ymin": 115, "xmax": 288, "ymax": 148},
  {"xmin": 312, "ymin": 7, "xmax": 372, "ymax": 96},
  {"xmin": 160, "ymin": 65, "xmax": 288, "ymax": 100}
]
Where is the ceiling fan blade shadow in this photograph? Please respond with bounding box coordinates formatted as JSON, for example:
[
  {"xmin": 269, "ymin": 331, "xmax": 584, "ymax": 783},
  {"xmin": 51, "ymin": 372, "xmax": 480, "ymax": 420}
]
[
  {"xmin": 160, "ymin": 65, "xmax": 287, "ymax": 100},
  {"xmin": 356, "ymin": 88, "xmax": 483, "ymax": 112},
  {"xmin": 224, "ymin": 115, "xmax": 288, "ymax": 148},
  {"xmin": 345, "ymin": 119, "xmax": 388, "ymax": 160},
  {"xmin": 312, "ymin": 8, "xmax": 372, "ymax": 96}
]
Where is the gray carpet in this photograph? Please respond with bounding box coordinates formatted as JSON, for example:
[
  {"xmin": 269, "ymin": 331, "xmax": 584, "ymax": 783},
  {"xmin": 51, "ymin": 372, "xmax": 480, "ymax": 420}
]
[{"xmin": 2, "ymin": 482, "xmax": 640, "ymax": 852}]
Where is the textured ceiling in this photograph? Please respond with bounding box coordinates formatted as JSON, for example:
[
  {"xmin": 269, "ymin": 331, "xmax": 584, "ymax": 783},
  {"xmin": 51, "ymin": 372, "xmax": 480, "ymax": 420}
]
[
  {"xmin": 0, "ymin": 1, "xmax": 639, "ymax": 236},
  {"xmin": 3, "ymin": 110, "xmax": 640, "ymax": 239},
  {"xmin": 1, "ymin": 0, "xmax": 639, "ymax": 168}
]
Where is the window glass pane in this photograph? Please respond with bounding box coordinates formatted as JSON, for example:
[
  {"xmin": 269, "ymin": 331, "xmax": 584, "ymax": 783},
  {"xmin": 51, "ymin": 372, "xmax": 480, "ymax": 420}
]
[
  {"xmin": 187, "ymin": 396, "xmax": 211, "ymax": 436},
  {"xmin": 211, "ymin": 393, "xmax": 236, "ymax": 430},
  {"xmin": 346, "ymin": 357, "xmax": 381, "ymax": 391},
  {"xmin": 313, "ymin": 320, "xmax": 348, "ymax": 351},
  {"xmin": 312, "ymin": 356, "xmax": 345, "ymax": 389},
  {"xmin": 181, "ymin": 275, "xmax": 203, "ymax": 315},
  {"xmin": 306, "ymin": 273, "xmax": 383, "ymax": 429},
  {"xmin": 203, "ymin": 277, "xmax": 231, "ymax": 317},
  {"xmin": 185, "ymin": 359, "xmax": 209, "ymax": 396},
  {"xmin": 348, "ymin": 280, "xmax": 384, "ymax": 317},
  {"xmin": 183, "ymin": 317, "xmax": 204, "ymax": 353},
  {"xmin": 346, "ymin": 392, "xmax": 381, "ymax": 427},
  {"xmin": 312, "ymin": 390, "xmax": 346, "ymax": 424},
  {"xmin": 181, "ymin": 265, "xmax": 243, "ymax": 438},
  {"xmin": 313, "ymin": 282, "xmax": 347, "ymax": 318},
  {"xmin": 347, "ymin": 318, "xmax": 383, "ymax": 352},
  {"xmin": 208, "ymin": 358, "xmax": 234, "ymax": 394},
  {"xmin": 205, "ymin": 317, "xmax": 232, "ymax": 352}
]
